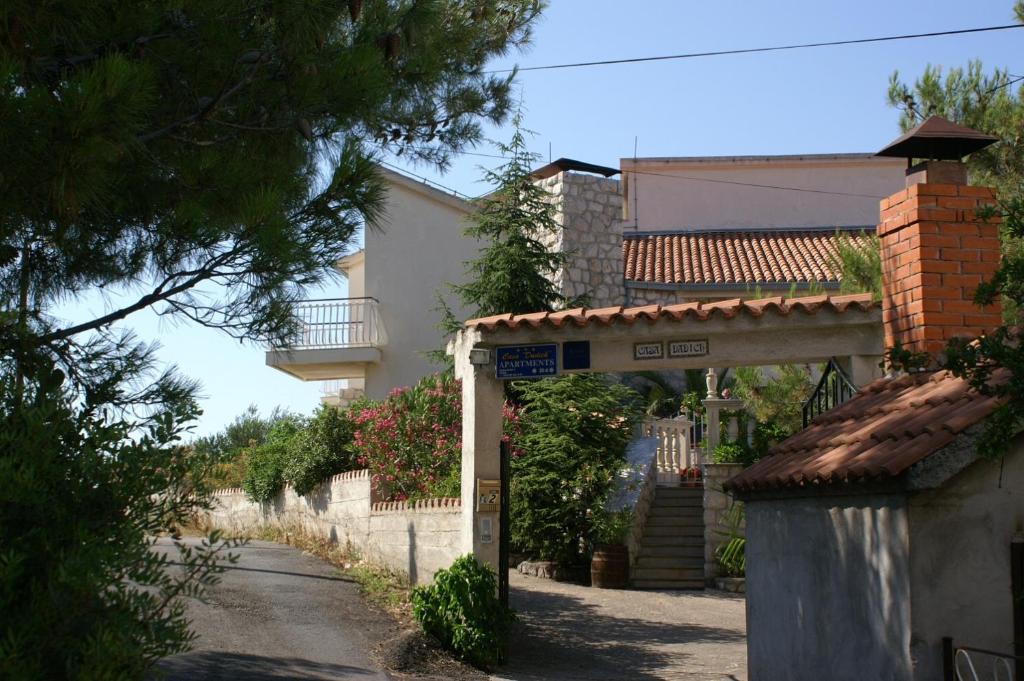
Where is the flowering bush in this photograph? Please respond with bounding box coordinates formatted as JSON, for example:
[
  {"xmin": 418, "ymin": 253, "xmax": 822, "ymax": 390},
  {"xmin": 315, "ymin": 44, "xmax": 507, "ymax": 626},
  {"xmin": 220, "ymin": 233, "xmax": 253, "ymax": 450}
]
[
  {"xmin": 353, "ymin": 374, "xmax": 462, "ymax": 501},
  {"xmin": 353, "ymin": 373, "xmax": 523, "ymax": 502}
]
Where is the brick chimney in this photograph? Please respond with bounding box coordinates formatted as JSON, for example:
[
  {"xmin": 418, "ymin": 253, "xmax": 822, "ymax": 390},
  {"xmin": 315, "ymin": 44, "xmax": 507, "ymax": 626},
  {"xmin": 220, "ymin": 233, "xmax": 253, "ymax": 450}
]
[{"xmin": 877, "ymin": 176, "xmax": 1001, "ymax": 356}]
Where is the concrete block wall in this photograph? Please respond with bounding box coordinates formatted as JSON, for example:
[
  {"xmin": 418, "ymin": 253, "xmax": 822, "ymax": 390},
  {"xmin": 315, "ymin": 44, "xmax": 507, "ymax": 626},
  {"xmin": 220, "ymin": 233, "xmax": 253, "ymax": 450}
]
[
  {"xmin": 703, "ymin": 463, "xmax": 746, "ymax": 581},
  {"xmin": 367, "ymin": 498, "xmax": 462, "ymax": 585},
  {"xmin": 206, "ymin": 470, "xmax": 462, "ymax": 585}
]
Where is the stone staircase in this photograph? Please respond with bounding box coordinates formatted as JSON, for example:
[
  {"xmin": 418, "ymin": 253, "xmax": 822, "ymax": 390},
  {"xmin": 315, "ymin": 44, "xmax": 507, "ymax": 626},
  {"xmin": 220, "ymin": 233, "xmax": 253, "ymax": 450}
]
[{"xmin": 631, "ymin": 486, "xmax": 705, "ymax": 589}]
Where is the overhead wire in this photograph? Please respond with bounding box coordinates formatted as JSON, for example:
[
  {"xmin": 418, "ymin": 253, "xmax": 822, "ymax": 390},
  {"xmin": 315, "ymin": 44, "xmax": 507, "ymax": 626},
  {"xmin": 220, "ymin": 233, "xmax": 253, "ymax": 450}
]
[
  {"xmin": 487, "ymin": 24, "xmax": 1024, "ymax": 74},
  {"xmin": 377, "ymin": 61, "xmax": 1024, "ymax": 200}
]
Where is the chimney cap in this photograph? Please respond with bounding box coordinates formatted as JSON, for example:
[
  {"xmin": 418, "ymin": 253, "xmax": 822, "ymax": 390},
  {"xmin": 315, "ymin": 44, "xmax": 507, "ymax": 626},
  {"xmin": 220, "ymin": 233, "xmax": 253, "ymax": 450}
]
[{"xmin": 876, "ymin": 115, "xmax": 998, "ymax": 161}]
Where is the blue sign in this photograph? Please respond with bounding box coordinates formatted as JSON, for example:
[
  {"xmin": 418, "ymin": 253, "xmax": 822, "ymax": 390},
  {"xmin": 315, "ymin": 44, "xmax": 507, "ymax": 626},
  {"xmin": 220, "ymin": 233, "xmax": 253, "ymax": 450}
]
[
  {"xmin": 562, "ymin": 341, "xmax": 591, "ymax": 371},
  {"xmin": 495, "ymin": 344, "xmax": 558, "ymax": 380}
]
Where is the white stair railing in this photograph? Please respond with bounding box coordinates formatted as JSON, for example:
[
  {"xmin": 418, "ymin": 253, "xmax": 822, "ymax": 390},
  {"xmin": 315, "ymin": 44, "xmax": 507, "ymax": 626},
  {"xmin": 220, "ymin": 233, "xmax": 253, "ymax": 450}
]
[{"xmin": 642, "ymin": 415, "xmax": 699, "ymax": 484}]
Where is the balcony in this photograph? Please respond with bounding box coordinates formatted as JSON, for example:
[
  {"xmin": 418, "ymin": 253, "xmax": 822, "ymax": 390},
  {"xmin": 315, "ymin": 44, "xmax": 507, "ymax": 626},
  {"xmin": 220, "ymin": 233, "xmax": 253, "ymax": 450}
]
[{"xmin": 265, "ymin": 298, "xmax": 387, "ymax": 381}]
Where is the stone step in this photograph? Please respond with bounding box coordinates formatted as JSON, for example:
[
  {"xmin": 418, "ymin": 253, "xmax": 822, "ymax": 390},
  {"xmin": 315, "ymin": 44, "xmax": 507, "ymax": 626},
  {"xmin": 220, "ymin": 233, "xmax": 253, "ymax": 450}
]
[
  {"xmin": 634, "ymin": 555, "xmax": 704, "ymax": 570},
  {"xmin": 639, "ymin": 534, "xmax": 705, "ymax": 547},
  {"xmin": 645, "ymin": 511, "xmax": 703, "ymax": 526},
  {"xmin": 632, "ymin": 578, "xmax": 705, "ymax": 590},
  {"xmin": 650, "ymin": 498, "xmax": 703, "ymax": 510},
  {"xmin": 637, "ymin": 544, "xmax": 705, "ymax": 559},
  {"xmin": 654, "ymin": 487, "xmax": 705, "ymax": 497},
  {"xmin": 642, "ymin": 524, "xmax": 705, "ymax": 538},
  {"xmin": 632, "ymin": 566, "xmax": 705, "ymax": 581}
]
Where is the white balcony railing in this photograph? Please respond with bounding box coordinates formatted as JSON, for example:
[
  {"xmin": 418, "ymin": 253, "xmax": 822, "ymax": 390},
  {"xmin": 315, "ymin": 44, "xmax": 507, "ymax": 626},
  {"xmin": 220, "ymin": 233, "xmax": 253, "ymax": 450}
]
[{"xmin": 287, "ymin": 297, "xmax": 387, "ymax": 350}]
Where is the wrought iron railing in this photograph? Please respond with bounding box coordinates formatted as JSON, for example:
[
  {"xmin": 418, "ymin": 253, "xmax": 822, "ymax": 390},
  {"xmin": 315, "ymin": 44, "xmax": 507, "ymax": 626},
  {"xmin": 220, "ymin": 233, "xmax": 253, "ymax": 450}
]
[
  {"xmin": 802, "ymin": 358, "xmax": 858, "ymax": 428},
  {"xmin": 943, "ymin": 637, "xmax": 1022, "ymax": 681},
  {"xmin": 285, "ymin": 297, "xmax": 387, "ymax": 350}
]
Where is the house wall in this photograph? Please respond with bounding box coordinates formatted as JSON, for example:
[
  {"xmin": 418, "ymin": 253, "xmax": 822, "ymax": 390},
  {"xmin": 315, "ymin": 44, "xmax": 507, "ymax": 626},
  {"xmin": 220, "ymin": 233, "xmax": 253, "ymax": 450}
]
[
  {"xmin": 363, "ymin": 174, "xmax": 478, "ymax": 399},
  {"xmin": 622, "ymin": 155, "xmax": 905, "ymax": 231},
  {"xmin": 907, "ymin": 439, "xmax": 1024, "ymax": 680},
  {"xmin": 206, "ymin": 471, "xmax": 462, "ymax": 584},
  {"xmin": 536, "ymin": 171, "xmax": 626, "ymax": 308},
  {"xmin": 345, "ymin": 254, "xmax": 365, "ymax": 299},
  {"xmin": 745, "ymin": 494, "xmax": 913, "ymax": 681}
]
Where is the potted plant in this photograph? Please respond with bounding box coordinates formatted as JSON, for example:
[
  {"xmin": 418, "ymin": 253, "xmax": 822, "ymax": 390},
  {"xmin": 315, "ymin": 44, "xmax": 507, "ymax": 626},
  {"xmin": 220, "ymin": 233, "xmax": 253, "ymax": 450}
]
[{"xmin": 590, "ymin": 509, "xmax": 634, "ymax": 589}]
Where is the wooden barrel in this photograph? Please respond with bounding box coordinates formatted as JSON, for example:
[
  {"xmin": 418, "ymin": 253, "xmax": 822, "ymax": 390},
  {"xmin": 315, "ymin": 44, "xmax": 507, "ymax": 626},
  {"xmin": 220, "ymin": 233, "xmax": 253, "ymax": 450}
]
[{"xmin": 591, "ymin": 544, "xmax": 629, "ymax": 589}]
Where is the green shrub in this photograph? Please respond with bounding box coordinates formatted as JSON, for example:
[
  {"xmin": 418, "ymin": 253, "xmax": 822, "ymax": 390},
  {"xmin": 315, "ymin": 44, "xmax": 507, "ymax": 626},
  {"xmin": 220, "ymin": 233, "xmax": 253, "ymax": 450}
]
[
  {"xmin": 242, "ymin": 418, "xmax": 303, "ymax": 502},
  {"xmin": 711, "ymin": 440, "xmax": 755, "ymax": 466},
  {"xmin": 0, "ymin": 360, "xmax": 229, "ymax": 679},
  {"xmin": 715, "ymin": 503, "xmax": 746, "ymax": 577},
  {"xmin": 593, "ymin": 508, "xmax": 634, "ymax": 546},
  {"xmin": 411, "ymin": 555, "xmax": 512, "ymax": 669},
  {"xmin": 732, "ymin": 365, "xmax": 814, "ymax": 435},
  {"xmin": 193, "ymin": 405, "xmax": 296, "ymax": 489},
  {"xmin": 510, "ymin": 374, "xmax": 642, "ymax": 568},
  {"xmin": 284, "ymin": 405, "xmax": 358, "ymax": 496}
]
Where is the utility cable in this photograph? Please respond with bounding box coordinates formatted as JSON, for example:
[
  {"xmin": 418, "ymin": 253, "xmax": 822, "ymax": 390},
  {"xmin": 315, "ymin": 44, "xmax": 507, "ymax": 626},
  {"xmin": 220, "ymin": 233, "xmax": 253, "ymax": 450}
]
[{"xmin": 488, "ymin": 24, "xmax": 1024, "ymax": 74}]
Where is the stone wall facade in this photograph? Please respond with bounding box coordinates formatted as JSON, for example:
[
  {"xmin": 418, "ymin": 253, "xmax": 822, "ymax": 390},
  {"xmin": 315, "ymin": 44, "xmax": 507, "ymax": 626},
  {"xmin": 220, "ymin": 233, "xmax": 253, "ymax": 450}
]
[
  {"xmin": 703, "ymin": 463, "xmax": 746, "ymax": 583},
  {"xmin": 206, "ymin": 470, "xmax": 461, "ymax": 585},
  {"xmin": 536, "ymin": 171, "xmax": 625, "ymax": 308}
]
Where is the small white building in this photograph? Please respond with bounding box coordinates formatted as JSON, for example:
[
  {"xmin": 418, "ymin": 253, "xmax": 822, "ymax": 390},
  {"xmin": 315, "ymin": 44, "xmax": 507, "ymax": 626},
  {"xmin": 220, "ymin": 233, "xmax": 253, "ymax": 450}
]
[{"xmin": 725, "ymin": 150, "xmax": 1017, "ymax": 680}]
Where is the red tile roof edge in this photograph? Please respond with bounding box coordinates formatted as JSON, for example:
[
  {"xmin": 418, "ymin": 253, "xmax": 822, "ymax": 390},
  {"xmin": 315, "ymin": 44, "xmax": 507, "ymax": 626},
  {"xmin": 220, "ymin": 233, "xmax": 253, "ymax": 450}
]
[
  {"xmin": 465, "ymin": 293, "xmax": 879, "ymax": 332},
  {"xmin": 724, "ymin": 369, "xmax": 1007, "ymax": 495},
  {"xmin": 622, "ymin": 229, "xmax": 875, "ymax": 286}
]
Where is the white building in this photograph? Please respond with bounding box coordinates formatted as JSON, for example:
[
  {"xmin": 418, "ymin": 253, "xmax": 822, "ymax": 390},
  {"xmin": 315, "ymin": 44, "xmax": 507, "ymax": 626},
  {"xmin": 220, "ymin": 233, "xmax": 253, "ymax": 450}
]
[{"xmin": 266, "ymin": 154, "xmax": 905, "ymax": 403}]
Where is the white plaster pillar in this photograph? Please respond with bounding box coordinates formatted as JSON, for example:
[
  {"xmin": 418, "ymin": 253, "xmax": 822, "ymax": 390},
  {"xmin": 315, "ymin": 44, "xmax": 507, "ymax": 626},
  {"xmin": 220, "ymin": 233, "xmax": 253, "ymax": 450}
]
[
  {"xmin": 452, "ymin": 330, "xmax": 503, "ymax": 570},
  {"xmin": 702, "ymin": 396, "xmax": 745, "ymax": 455},
  {"xmin": 839, "ymin": 355, "xmax": 883, "ymax": 389}
]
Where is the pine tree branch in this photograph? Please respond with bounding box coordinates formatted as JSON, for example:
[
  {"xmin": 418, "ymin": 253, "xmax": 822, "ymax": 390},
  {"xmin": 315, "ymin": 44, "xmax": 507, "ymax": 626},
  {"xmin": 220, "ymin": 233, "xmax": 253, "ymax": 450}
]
[
  {"xmin": 137, "ymin": 76, "xmax": 256, "ymax": 144},
  {"xmin": 37, "ymin": 249, "xmax": 244, "ymax": 344}
]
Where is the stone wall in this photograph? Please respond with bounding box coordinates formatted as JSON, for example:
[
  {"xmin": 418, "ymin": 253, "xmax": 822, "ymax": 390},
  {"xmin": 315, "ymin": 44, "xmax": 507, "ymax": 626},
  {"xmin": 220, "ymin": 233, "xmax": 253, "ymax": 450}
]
[
  {"xmin": 703, "ymin": 463, "xmax": 746, "ymax": 583},
  {"xmin": 536, "ymin": 171, "xmax": 625, "ymax": 308},
  {"xmin": 206, "ymin": 470, "xmax": 461, "ymax": 585}
]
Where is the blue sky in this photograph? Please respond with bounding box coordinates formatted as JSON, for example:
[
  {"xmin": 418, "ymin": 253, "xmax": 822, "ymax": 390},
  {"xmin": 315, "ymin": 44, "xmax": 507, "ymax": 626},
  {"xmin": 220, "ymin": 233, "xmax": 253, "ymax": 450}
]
[{"xmin": 58, "ymin": 0, "xmax": 1022, "ymax": 437}]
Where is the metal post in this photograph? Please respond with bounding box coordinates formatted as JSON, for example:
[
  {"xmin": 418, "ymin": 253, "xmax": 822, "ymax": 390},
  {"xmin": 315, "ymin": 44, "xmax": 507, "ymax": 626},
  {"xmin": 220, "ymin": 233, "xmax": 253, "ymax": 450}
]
[
  {"xmin": 499, "ymin": 439, "xmax": 510, "ymax": 609},
  {"xmin": 942, "ymin": 637, "xmax": 955, "ymax": 681},
  {"xmin": 1013, "ymin": 534, "xmax": 1024, "ymax": 681}
]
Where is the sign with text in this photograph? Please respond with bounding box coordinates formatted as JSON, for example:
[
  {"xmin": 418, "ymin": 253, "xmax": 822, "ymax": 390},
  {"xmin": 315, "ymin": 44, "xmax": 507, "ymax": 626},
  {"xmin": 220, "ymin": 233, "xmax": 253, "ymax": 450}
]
[
  {"xmin": 496, "ymin": 344, "xmax": 557, "ymax": 379},
  {"xmin": 633, "ymin": 342, "xmax": 664, "ymax": 360},
  {"xmin": 477, "ymin": 479, "xmax": 501, "ymax": 512},
  {"xmin": 668, "ymin": 339, "xmax": 709, "ymax": 358}
]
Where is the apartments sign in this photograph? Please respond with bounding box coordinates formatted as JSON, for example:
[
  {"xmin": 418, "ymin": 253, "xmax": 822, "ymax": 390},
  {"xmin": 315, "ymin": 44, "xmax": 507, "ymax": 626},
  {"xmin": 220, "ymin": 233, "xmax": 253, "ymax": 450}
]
[{"xmin": 495, "ymin": 344, "xmax": 558, "ymax": 379}]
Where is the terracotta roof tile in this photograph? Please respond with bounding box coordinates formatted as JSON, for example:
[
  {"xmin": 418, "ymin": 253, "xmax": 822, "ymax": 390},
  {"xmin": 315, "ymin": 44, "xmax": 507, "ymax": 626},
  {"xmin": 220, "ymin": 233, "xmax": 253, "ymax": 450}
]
[
  {"xmin": 725, "ymin": 370, "xmax": 1007, "ymax": 494},
  {"xmin": 465, "ymin": 293, "xmax": 878, "ymax": 333},
  {"xmin": 623, "ymin": 228, "xmax": 874, "ymax": 287}
]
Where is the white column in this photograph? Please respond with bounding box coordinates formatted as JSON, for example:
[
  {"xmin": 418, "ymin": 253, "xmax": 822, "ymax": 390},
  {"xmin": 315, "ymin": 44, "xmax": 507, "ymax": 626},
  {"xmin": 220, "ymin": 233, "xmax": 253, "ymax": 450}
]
[
  {"xmin": 702, "ymin": 396, "xmax": 745, "ymax": 456},
  {"xmin": 840, "ymin": 354, "xmax": 883, "ymax": 388},
  {"xmin": 453, "ymin": 331, "xmax": 503, "ymax": 570}
]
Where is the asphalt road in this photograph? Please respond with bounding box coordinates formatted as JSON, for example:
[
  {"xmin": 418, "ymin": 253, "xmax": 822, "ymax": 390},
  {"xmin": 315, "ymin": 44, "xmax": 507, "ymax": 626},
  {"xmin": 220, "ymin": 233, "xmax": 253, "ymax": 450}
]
[{"xmin": 154, "ymin": 537, "xmax": 394, "ymax": 681}]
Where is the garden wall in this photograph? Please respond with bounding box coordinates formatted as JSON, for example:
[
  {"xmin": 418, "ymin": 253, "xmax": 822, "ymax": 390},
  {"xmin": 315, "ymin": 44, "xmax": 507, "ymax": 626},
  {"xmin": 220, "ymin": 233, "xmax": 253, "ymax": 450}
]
[
  {"xmin": 704, "ymin": 463, "xmax": 746, "ymax": 583},
  {"xmin": 206, "ymin": 470, "xmax": 461, "ymax": 584}
]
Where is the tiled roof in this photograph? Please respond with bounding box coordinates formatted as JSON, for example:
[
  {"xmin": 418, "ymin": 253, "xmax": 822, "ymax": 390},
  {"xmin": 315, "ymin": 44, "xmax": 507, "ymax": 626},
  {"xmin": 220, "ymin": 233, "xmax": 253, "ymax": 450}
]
[
  {"xmin": 725, "ymin": 369, "xmax": 1008, "ymax": 494},
  {"xmin": 465, "ymin": 293, "xmax": 877, "ymax": 332},
  {"xmin": 622, "ymin": 229, "xmax": 874, "ymax": 286}
]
